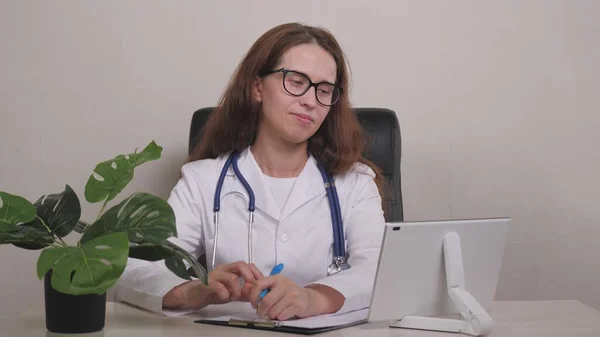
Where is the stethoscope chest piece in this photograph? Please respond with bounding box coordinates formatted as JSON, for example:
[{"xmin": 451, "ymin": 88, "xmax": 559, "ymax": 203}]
[{"xmin": 327, "ymin": 256, "xmax": 351, "ymax": 276}]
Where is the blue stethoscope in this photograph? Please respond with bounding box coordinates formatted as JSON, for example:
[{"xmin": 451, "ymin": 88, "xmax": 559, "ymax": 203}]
[{"xmin": 212, "ymin": 151, "xmax": 350, "ymax": 276}]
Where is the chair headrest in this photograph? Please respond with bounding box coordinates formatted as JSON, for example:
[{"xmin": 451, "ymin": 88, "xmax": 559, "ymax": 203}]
[{"xmin": 354, "ymin": 108, "xmax": 401, "ymax": 179}]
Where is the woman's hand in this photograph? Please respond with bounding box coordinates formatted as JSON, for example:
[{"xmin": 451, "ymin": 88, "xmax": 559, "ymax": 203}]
[
  {"xmin": 162, "ymin": 261, "xmax": 263, "ymax": 309},
  {"xmin": 208, "ymin": 261, "xmax": 264, "ymax": 304},
  {"xmin": 248, "ymin": 275, "xmax": 345, "ymax": 320}
]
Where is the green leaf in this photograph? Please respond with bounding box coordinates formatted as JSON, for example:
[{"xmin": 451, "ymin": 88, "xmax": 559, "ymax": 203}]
[
  {"xmin": 131, "ymin": 141, "xmax": 163, "ymax": 166},
  {"xmin": 0, "ymin": 222, "xmax": 20, "ymax": 233},
  {"xmin": 9, "ymin": 224, "xmax": 55, "ymax": 250},
  {"xmin": 129, "ymin": 241, "xmax": 208, "ymax": 284},
  {"xmin": 37, "ymin": 246, "xmax": 71, "ymax": 279},
  {"xmin": 33, "ymin": 185, "xmax": 81, "ymax": 237},
  {"xmin": 80, "ymin": 192, "xmax": 175, "ymax": 245},
  {"xmin": 1, "ymin": 224, "xmax": 51, "ymax": 247},
  {"xmin": 163, "ymin": 241, "xmax": 207, "ymax": 284},
  {"xmin": 36, "ymin": 232, "xmax": 129, "ymax": 295},
  {"xmin": 2, "ymin": 186, "xmax": 81, "ymax": 249},
  {"xmin": 0, "ymin": 193, "xmax": 53, "ymax": 249},
  {"xmin": 128, "ymin": 244, "xmax": 174, "ymax": 261},
  {"xmin": 1, "ymin": 219, "xmax": 55, "ymax": 250},
  {"xmin": 0, "ymin": 192, "xmax": 36, "ymax": 227},
  {"xmin": 84, "ymin": 141, "xmax": 162, "ymax": 203},
  {"xmin": 165, "ymin": 255, "xmax": 191, "ymax": 281}
]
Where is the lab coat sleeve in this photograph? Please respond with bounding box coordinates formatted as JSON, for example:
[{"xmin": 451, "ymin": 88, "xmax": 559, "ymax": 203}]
[
  {"xmin": 113, "ymin": 164, "xmax": 206, "ymax": 316},
  {"xmin": 307, "ymin": 172, "xmax": 385, "ymax": 314}
]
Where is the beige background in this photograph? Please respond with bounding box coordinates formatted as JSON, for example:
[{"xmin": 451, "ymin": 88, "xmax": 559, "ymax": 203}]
[{"xmin": 1, "ymin": 0, "xmax": 599, "ymax": 318}]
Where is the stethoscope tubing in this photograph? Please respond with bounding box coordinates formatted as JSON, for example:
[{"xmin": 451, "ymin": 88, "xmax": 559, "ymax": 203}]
[
  {"xmin": 211, "ymin": 151, "xmax": 346, "ymax": 272},
  {"xmin": 318, "ymin": 162, "xmax": 345, "ymax": 258}
]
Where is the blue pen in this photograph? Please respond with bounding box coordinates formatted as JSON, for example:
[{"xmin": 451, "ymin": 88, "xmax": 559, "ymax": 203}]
[{"xmin": 257, "ymin": 263, "xmax": 284, "ymax": 305}]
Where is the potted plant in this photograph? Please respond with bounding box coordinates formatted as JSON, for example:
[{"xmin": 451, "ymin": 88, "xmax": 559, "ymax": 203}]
[{"xmin": 0, "ymin": 141, "xmax": 207, "ymax": 334}]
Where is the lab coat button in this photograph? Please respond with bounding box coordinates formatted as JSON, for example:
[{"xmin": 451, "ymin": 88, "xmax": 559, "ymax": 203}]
[{"xmin": 280, "ymin": 234, "xmax": 289, "ymax": 242}]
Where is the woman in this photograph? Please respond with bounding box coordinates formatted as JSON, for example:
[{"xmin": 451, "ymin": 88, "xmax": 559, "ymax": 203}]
[{"xmin": 114, "ymin": 22, "xmax": 387, "ymax": 321}]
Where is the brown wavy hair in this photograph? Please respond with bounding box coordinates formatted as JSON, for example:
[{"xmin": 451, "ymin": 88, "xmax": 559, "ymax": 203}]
[{"xmin": 188, "ymin": 23, "xmax": 386, "ymax": 206}]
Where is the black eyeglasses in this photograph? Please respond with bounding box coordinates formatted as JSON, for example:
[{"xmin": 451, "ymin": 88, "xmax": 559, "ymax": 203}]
[{"xmin": 259, "ymin": 68, "xmax": 342, "ymax": 106}]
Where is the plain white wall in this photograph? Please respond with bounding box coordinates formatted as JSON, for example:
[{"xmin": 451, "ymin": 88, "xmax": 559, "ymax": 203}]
[{"xmin": 1, "ymin": 0, "xmax": 599, "ymax": 317}]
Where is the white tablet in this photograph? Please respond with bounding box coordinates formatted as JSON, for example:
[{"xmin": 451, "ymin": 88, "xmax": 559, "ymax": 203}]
[{"xmin": 367, "ymin": 218, "xmax": 510, "ymax": 324}]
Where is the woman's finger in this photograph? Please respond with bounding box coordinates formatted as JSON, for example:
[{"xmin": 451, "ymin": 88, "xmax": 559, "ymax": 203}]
[
  {"xmin": 266, "ymin": 290, "xmax": 295, "ymax": 320},
  {"xmin": 248, "ymin": 276, "xmax": 278, "ymax": 307},
  {"xmin": 165, "ymin": 280, "xmax": 219, "ymax": 309},
  {"xmin": 255, "ymin": 279, "xmax": 287, "ymax": 317},
  {"xmin": 205, "ymin": 281, "xmax": 230, "ymax": 305},
  {"xmin": 233, "ymin": 262, "xmax": 256, "ymax": 283},
  {"xmin": 217, "ymin": 261, "xmax": 254, "ymax": 281},
  {"xmin": 274, "ymin": 304, "xmax": 298, "ymax": 321},
  {"xmin": 241, "ymin": 280, "xmax": 254, "ymax": 301},
  {"xmin": 248, "ymin": 263, "xmax": 265, "ymax": 280},
  {"xmin": 211, "ymin": 271, "xmax": 242, "ymax": 300}
]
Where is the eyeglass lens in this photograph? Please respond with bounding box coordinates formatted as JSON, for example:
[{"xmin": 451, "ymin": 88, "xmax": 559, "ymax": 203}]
[{"xmin": 283, "ymin": 71, "xmax": 340, "ymax": 106}]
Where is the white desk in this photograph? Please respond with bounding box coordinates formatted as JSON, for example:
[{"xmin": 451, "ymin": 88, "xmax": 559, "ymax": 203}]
[{"xmin": 2, "ymin": 300, "xmax": 599, "ymax": 337}]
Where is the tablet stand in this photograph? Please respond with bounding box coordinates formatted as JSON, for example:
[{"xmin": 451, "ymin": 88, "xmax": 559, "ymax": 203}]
[{"xmin": 390, "ymin": 232, "xmax": 494, "ymax": 336}]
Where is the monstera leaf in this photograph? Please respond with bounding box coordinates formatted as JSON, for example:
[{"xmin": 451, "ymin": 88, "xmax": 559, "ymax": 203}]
[
  {"xmin": 84, "ymin": 141, "xmax": 162, "ymax": 203},
  {"xmin": 8, "ymin": 224, "xmax": 55, "ymax": 250},
  {"xmin": 165, "ymin": 255, "xmax": 190, "ymax": 280},
  {"xmin": 0, "ymin": 192, "xmax": 54, "ymax": 249},
  {"xmin": 162, "ymin": 241, "xmax": 207, "ymax": 282},
  {"xmin": 129, "ymin": 241, "xmax": 208, "ymax": 283},
  {"xmin": 1, "ymin": 186, "xmax": 81, "ymax": 250},
  {"xmin": 129, "ymin": 243, "xmax": 175, "ymax": 261},
  {"xmin": 129, "ymin": 243, "xmax": 190, "ymax": 279},
  {"xmin": 0, "ymin": 223, "xmax": 54, "ymax": 249},
  {"xmin": 80, "ymin": 192, "xmax": 175, "ymax": 245},
  {"xmin": 37, "ymin": 232, "xmax": 129, "ymax": 295},
  {"xmin": 0, "ymin": 192, "xmax": 36, "ymax": 227},
  {"xmin": 0, "ymin": 223, "xmax": 19, "ymax": 233},
  {"xmin": 33, "ymin": 185, "xmax": 81, "ymax": 237}
]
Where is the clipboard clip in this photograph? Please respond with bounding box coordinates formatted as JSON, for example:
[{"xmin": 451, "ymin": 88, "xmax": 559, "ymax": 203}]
[{"xmin": 229, "ymin": 319, "xmax": 283, "ymax": 328}]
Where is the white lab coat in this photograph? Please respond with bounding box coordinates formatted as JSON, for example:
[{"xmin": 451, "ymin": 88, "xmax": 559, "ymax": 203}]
[{"xmin": 113, "ymin": 147, "xmax": 386, "ymax": 316}]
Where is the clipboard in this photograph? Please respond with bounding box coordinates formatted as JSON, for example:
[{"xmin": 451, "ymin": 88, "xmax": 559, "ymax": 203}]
[
  {"xmin": 194, "ymin": 307, "xmax": 369, "ymax": 335},
  {"xmin": 195, "ymin": 317, "xmax": 367, "ymax": 335}
]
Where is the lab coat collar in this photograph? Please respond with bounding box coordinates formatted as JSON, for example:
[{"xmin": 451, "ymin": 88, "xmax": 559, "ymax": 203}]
[
  {"xmin": 222, "ymin": 147, "xmax": 325, "ymax": 222},
  {"xmin": 280, "ymin": 154, "xmax": 326, "ymax": 222}
]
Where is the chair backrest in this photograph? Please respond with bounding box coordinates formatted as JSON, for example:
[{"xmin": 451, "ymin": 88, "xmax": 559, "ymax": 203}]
[{"xmin": 188, "ymin": 107, "xmax": 403, "ymax": 222}]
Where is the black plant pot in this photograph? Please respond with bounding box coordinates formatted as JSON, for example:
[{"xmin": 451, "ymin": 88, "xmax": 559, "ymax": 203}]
[{"xmin": 44, "ymin": 271, "xmax": 107, "ymax": 334}]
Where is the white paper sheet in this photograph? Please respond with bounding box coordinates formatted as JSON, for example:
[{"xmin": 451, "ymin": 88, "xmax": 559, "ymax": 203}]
[{"xmin": 205, "ymin": 307, "xmax": 369, "ymax": 329}]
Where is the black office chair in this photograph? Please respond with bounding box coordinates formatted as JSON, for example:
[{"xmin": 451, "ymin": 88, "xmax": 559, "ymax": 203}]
[{"xmin": 188, "ymin": 107, "xmax": 403, "ymax": 222}]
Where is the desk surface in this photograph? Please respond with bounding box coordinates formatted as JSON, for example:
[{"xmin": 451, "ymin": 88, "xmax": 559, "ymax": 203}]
[{"xmin": 2, "ymin": 300, "xmax": 600, "ymax": 337}]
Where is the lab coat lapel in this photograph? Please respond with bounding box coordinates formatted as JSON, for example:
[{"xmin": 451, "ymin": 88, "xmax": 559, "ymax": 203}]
[
  {"xmin": 280, "ymin": 154, "xmax": 326, "ymax": 222},
  {"xmin": 224, "ymin": 148, "xmax": 281, "ymax": 221}
]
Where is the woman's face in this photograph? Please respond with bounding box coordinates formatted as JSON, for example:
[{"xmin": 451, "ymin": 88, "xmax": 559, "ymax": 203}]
[{"xmin": 254, "ymin": 43, "xmax": 337, "ymax": 146}]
